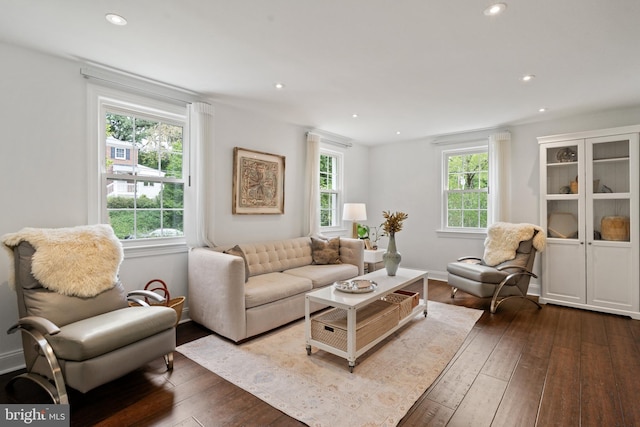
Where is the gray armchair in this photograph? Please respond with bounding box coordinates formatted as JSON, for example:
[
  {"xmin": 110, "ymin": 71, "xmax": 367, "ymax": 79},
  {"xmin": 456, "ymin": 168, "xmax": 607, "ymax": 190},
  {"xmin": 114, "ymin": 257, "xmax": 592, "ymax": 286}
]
[
  {"xmin": 4, "ymin": 236, "xmax": 176, "ymax": 404},
  {"xmin": 446, "ymin": 225, "xmax": 543, "ymax": 313}
]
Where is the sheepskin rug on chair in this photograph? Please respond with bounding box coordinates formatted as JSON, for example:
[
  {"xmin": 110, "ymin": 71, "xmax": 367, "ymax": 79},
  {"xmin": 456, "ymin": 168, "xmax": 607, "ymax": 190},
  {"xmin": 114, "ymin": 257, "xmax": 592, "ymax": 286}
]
[
  {"xmin": 483, "ymin": 222, "xmax": 546, "ymax": 266},
  {"xmin": 2, "ymin": 224, "xmax": 123, "ymax": 297}
]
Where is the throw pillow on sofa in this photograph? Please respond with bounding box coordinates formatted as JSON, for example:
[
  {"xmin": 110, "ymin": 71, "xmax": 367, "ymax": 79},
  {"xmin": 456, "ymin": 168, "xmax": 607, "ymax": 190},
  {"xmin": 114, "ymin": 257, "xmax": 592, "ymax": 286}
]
[
  {"xmin": 224, "ymin": 245, "xmax": 250, "ymax": 282},
  {"xmin": 311, "ymin": 237, "xmax": 342, "ymax": 265}
]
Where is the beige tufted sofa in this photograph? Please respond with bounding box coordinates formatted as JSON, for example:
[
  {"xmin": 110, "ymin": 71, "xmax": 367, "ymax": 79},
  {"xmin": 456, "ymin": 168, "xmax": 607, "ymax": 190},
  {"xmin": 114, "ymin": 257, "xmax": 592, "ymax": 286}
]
[{"xmin": 188, "ymin": 237, "xmax": 364, "ymax": 342}]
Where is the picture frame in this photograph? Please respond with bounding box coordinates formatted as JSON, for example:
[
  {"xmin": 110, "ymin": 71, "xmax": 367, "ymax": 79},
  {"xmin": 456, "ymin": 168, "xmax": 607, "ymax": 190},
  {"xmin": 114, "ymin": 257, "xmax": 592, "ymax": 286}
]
[{"xmin": 232, "ymin": 147, "xmax": 285, "ymax": 214}]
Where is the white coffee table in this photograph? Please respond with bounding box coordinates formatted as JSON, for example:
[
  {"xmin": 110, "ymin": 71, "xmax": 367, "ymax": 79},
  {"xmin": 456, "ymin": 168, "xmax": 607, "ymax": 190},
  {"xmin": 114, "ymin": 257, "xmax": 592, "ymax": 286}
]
[{"xmin": 305, "ymin": 267, "xmax": 428, "ymax": 372}]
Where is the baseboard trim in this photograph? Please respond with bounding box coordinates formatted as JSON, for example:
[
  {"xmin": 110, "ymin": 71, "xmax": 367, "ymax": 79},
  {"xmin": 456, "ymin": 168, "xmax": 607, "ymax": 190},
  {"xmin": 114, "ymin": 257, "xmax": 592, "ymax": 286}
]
[
  {"xmin": 428, "ymin": 270, "xmax": 448, "ymax": 282},
  {"xmin": 0, "ymin": 348, "xmax": 26, "ymax": 376}
]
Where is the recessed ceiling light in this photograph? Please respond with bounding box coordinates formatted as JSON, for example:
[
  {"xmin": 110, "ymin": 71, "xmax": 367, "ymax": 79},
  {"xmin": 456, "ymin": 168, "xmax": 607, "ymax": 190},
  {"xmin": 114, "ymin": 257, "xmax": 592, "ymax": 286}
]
[
  {"xmin": 521, "ymin": 74, "xmax": 535, "ymax": 82},
  {"xmin": 539, "ymin": 107, "xmax": 547, "ymax": 113},
  {"xmin": 484, "ymin": 3, "xmax": 507, "ymax": 16},
  {"xmin": 274, "ymin": 82, "xmax": 285, "ymax": 90},
  {"xmin": 352, "ymin": 113, "xmax": 359, "ymax": 118},
  {"xmin": 396, "ymin": 131, "xmax": 401, "ymax": 135},
  {"xmin": 105, "ymin": 13, "xmax": 127, "ymax": 26}
]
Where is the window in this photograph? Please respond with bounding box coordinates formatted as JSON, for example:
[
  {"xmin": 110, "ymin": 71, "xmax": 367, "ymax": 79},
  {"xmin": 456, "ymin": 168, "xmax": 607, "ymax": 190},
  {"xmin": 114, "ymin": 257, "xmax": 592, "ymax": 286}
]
[
  {"xmin": 319, "ymin": 149, "xmax": 343, "ymax": 228},
  {"xmin": 89, "ymin": 86, "xmax": 189, "ymax": 243},
  {"xmin": 443, "ymin": 147, "xmax": 489, "ymax": 230},
  {"xmin": 114, "ymin": 147, "xmax": 126, "ymax": 159},
  {"xmin": 104, "ymin": 110, "xmax": 185, "ymax": 240}
]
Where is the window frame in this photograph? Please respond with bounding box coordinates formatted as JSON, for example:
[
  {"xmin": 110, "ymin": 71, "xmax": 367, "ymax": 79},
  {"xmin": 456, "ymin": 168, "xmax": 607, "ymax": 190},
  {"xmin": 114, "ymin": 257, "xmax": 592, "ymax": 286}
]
[
  {"xmin": 87, "ymin": 84, "xmax": 191, "ymax": 255},
  {"xmin": 114, "ymin": 147, "xmax": 126, "ymax": 160},
  {"xmin": 319, "ymin": 147, "xmax": 344, "ymax": 232},
  {"xmin": 441, "ymin": 145, "xmax": 489, "ymax": 233}
]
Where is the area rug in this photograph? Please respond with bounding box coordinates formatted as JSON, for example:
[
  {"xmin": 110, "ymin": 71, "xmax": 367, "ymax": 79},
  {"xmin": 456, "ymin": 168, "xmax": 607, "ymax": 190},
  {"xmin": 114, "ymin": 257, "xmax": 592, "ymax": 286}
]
[{"xmin": 177, "ymin": 301, "xmax": 482, "ymax": 427}]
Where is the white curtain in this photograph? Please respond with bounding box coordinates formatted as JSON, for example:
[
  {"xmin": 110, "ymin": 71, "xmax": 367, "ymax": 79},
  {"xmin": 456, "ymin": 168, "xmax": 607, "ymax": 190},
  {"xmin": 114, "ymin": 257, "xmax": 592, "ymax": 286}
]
[
  {"xmin": 488, "ymin": 131, "xmax": 511, "ymax": 224},
  {"xmin": 188, "ymin": 102, "xmax": 215, "ymax": 247},
  {"xmin": 305, "ymin": 132, "xmax": 321, "ymax": 236}
]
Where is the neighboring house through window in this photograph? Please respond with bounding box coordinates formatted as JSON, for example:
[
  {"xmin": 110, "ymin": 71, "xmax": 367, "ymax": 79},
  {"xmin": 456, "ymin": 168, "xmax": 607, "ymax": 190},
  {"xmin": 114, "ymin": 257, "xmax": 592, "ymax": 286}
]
[
  {"xmin": 442, "ymin": 146, "xmax": 489, "ymax": 230},
  {"xmin": 319, "ymin": 149, "xmax": 343, "ymax": 229}
]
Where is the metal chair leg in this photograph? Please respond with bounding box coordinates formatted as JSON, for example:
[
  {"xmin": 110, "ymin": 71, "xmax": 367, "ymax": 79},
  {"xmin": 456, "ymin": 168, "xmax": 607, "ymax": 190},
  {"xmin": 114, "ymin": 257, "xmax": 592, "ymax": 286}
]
[
  {"xmin": 490, "ymin": 271, "xmax": 541, "ymax": 314},
  {"xmin": 8, "ymin": 328, "xmax": 68, "ymax": 404},
  {"xmin": 164, "ymin": 352, "xmax": 174, "ymax": 370}
]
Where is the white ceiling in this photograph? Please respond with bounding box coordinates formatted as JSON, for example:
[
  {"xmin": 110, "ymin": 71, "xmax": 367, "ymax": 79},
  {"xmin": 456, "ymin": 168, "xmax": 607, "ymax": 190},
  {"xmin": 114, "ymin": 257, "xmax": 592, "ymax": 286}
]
[{"xmin": 2, "ymin": 0, "xmax": 640, "ymax": 145}]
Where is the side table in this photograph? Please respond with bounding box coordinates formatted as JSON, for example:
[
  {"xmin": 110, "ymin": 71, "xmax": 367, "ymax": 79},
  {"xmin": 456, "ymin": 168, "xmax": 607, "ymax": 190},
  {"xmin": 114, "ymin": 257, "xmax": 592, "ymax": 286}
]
[{"xmin": 364, "ymin": 248, "xmax": 385, "ymax": 273}]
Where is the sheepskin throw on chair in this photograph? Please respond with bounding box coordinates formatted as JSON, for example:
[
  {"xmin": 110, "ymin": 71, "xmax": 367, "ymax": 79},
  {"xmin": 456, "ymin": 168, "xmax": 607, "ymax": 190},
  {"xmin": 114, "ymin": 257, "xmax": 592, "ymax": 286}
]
[
  {"xmin": 2, "ymin": 224, "xmax": 123, "ymax": 297},
  {"xmin": 483, "ymin": 222, "xmax": 546, "ymax": 266}
]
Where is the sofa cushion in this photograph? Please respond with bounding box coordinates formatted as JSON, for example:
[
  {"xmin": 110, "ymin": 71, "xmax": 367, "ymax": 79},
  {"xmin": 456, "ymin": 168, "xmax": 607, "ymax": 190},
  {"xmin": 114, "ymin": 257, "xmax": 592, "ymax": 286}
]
[
  {"xmin": 223, "ymin": 245, "xmax": 250, "ymax": 282},
  {"xmin": 244, "ymin": 272, "xmax": 313, "ymax": 309},
  {"xmin": 241, "ymin": 237, "xmax": 313, "ymax": 276},
  {"xmin": 284, "ymin": 264, "xmax": 359, "ymax": 288},
  {"xmin": 310, "ymin": 236, "xmax": 342, "ymax": 265}
]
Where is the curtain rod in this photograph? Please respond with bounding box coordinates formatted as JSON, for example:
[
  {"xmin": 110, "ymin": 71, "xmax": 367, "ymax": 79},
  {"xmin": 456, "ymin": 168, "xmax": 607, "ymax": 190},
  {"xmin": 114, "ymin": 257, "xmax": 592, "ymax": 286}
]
[
  {"xmin": 306, "ymin": 130, "xmax": 353, "ymax": 148},
  {"xmin": 80, "ymin": 66, "xmax": 205, "ymax": 105},
  {"xmin": 431, "ymin": 129, "xmax": 510, "ymax": 146}
]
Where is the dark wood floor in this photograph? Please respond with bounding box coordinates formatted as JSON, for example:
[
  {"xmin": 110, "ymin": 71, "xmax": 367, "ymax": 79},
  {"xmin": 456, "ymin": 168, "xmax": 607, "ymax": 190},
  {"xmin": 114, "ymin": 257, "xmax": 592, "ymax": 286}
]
[{"xmin": 2, "ymin": 280, "xmax": 639, "ymax": 426}]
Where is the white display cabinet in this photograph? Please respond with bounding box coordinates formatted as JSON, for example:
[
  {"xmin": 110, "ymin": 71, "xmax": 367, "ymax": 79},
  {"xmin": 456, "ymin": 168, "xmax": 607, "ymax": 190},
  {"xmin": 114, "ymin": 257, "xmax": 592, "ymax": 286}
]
[{"xmin": 538, "ymin": 125, "xmax": 639, "ymax": 319}]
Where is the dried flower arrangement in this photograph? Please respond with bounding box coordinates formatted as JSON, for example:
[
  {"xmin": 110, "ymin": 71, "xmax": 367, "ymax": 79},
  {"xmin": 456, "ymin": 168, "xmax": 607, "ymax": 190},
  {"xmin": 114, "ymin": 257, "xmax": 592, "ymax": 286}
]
[{"xmin": 382, "ymin": 211, "xmax": 408, "ymax": 235}]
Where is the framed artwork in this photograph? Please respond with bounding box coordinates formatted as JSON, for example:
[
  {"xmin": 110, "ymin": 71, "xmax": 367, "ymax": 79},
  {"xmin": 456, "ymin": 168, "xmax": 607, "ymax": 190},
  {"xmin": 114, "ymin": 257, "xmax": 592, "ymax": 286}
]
[{"xmin": 233, "ymin": 147, "xmax": 285, "ymax": 214}]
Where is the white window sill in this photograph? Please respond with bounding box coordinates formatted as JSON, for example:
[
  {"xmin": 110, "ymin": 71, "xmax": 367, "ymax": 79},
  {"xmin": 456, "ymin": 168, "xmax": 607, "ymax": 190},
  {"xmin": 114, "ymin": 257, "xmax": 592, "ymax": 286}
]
[
  {"xmin": 122, "ymin": 240, "xmax": 189, "ymax": 258},
  {"xmin": 436, "ymin": 229, "xmax": 487, "ymax": 239},
  {"xmin": 319, "ymin": 226, "xmax": 350, "ymax": 237}
]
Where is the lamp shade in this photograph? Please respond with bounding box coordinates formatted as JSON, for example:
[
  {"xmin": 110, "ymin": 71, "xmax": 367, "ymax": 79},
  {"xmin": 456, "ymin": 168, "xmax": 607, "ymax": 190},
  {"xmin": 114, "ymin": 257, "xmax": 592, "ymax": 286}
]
[{"xmin": 342, "ymin": 203, "xmax": 367, "ymax": 221}]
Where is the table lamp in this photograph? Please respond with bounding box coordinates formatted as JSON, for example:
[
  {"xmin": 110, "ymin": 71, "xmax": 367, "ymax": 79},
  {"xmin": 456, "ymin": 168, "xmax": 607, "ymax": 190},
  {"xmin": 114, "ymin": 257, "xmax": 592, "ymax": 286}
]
[{"xmin": 342, "ymin": 203, "xmax": 367, "ymax": 239}]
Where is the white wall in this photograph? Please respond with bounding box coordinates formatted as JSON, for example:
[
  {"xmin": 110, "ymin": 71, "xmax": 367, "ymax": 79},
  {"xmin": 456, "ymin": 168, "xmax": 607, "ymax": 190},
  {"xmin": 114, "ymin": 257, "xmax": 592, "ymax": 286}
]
[
  {"xmin": 367, "ymin": 106, "xmax": 640, "ymax": 284},
  {"xmin": 0, "ymin": 42, "xmax": 369, "ymax": 374}
]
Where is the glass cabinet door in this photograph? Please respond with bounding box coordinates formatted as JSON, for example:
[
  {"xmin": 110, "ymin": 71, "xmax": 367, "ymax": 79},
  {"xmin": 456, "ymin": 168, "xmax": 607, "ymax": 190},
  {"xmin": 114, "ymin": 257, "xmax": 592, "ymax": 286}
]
[
  {"xmin": 543, "ymin": 140, "xmax": 583, "ymax": 241},
  {"xmin": 587, "ymin": 135, "xmax": 631, "ymax": 243}
]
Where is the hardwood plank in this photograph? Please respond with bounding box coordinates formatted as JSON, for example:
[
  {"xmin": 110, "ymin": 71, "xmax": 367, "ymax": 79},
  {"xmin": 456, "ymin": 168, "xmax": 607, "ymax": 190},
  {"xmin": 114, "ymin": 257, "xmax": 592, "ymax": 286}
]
[
  {"xmin": 491, "ymin": 352, "xmax": 548, "ymax": 427},
  {"xmin": 552, "ymin": 305, "xmax": 582, "ymax": 352},
  {"xmin": 628, "ymin": 317, "xmax": 640, "ymax": 343},
  {"xmin": 536, "ymin": 346, "xmax": 581, "ymax": 427},
  {"xmin": 608, "ymin": 333, "xmax": 640, "ymax": 426},
  {"xmin": 481, "ymin": 304, "xmax": 539, "ymax": 381},
  {"xmin": 425, "ymin": 327, "xmax": 504, "ymax": 410},
  {"xmin": 70, "ymin": 368, "xmax": 177, "ymax": 426},
  {"xmin": 602, "ymin": 313, "xmax": 634, "ymax": 339},
  {"xmin": 581, "ymin": 310, "xmax": 608, "ymax": 346},
  {"xmin": 521, "ymin": 303, "xmax": 560, "ymax": 360},
  {"xmin": 168, "ymin": 387, "xmax": 288, "ymax": 427},
  {"xmin": 446, "ymin": 373, "xmax": 507, "ymax": 427},
  {"xmin": 580, "ymin": 341, "xmax": 624, "ymax": 427},
  {"xmin": 399, "ymin": 398, "xmax": 454, "ymax": 427},
  {"xmin": 89, "ymin": 367, "xmax": 224, "ymax": 427},
  {"xmin": 147, "ymin": 380, "xmax": 266, "ymax": 427}
]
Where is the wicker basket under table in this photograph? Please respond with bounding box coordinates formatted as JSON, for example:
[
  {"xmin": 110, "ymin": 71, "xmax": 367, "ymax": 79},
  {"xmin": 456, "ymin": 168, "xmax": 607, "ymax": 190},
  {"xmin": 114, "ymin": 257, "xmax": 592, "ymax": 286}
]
[
  {"xmin": 311, "ymin": 299, "xmax": 399, "ymax": 352},
  {"xmin": 382, "ymin": 290, "xmax": 420, "ymax": 321}
]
